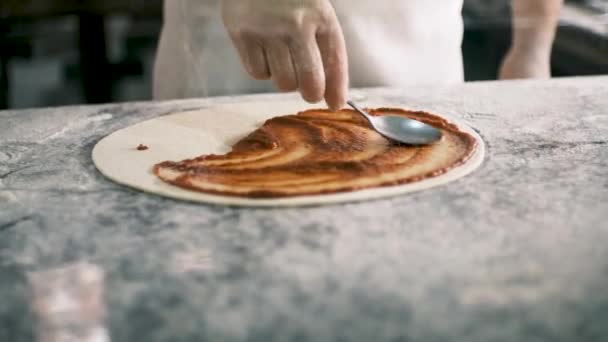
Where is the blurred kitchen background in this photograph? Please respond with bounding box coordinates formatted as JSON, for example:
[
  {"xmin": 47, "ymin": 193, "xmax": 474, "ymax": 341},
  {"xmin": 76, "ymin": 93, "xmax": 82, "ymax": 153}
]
[{"xmin": 0, "ymin": 0, "xmax": 606, "ymax": 110}]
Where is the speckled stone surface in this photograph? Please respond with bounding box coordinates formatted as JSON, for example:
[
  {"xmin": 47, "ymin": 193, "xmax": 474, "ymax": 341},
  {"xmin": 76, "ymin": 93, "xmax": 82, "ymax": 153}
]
[{"xmin": 1, "ymin": 76, "xmax": 607, "ymax": 342}]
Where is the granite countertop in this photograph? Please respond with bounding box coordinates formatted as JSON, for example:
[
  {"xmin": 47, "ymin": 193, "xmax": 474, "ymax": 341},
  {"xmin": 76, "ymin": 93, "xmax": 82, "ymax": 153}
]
[{"xmin": 1, "ymin": 76, "xmax": 607, "ymax": 341}]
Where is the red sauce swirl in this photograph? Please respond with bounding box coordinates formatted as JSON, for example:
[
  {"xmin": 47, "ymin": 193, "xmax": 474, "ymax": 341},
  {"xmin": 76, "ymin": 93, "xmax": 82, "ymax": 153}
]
[{"xmin": 153, "ymin": 108, "xmax": 477, "ymax": 198}]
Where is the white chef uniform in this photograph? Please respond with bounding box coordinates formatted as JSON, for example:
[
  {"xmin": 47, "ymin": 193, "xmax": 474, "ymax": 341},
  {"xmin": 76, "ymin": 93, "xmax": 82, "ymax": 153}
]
[{"xmin": 153, "ymin": 0, "xmax": 464, "ymax": 100}]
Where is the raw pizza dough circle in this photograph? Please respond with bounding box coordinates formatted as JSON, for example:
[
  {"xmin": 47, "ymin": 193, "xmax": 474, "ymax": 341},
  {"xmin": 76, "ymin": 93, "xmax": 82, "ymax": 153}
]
[{"xmin": 92, "ymin": 100, "xmax": 485, "ymax": 207}]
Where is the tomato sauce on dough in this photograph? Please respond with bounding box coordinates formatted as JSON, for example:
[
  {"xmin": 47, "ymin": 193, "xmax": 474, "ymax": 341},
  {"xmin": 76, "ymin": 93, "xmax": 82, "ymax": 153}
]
[{"xmin": 153, "ymin": 108, "xmax": 477, "ymax": 198}]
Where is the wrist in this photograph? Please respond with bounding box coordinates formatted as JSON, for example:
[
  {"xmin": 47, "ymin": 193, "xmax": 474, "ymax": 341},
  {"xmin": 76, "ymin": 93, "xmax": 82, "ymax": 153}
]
[
  {"xmin": 511, "ymin": 17, "xmax": 560, "ymax": 53},
  {"xmin": 509, "ymin": 38, "xmax": 554, "ymax": 61},
  {"xmin": 511, "ymin": 25, "xmax": 557, "ymax": 57}
]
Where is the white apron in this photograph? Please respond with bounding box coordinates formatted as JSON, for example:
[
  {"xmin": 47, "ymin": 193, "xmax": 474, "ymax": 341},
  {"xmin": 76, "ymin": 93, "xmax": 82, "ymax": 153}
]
[{"xmin": 153, "ymin": 0, "xmax": 464, "ymax": 100}]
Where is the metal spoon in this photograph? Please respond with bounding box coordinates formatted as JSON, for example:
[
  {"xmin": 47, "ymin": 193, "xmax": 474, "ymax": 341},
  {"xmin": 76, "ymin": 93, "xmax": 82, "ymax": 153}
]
[{"xmin": 347, "ymin": 100, "xmax": 442, "ymax": 145}]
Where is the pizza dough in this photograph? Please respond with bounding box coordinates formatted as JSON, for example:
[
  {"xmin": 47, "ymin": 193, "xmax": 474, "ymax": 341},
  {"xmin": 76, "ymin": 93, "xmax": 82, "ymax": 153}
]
[{"xmin": 92, "ymin": 101, "xmax": 484, "ymax": 207}]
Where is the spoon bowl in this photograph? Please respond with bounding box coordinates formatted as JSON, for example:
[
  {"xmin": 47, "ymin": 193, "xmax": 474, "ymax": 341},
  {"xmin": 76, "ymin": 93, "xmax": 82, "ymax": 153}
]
[{"xmin": 347, "ymin": 101, "xmax": 442, "ymax": 145}]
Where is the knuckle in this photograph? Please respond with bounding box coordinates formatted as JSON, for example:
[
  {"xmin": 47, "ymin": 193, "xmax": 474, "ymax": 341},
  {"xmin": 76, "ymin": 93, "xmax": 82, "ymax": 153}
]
[{"xmin": 312, "ymin": 7, "xmax": 337, "ymax": 27}]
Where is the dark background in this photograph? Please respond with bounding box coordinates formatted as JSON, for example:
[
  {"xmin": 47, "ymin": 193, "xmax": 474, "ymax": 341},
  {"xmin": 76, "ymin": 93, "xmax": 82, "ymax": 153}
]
[{"xmin": 0, "ymin": 0, "xmax": 606, "ymax": 110}]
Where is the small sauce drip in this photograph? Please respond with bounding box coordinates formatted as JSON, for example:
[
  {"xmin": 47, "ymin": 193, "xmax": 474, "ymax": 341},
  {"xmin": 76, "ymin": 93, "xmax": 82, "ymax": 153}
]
[{"xmin": 136, "ymin": 144, "xmax": 149, "ymax": 151}]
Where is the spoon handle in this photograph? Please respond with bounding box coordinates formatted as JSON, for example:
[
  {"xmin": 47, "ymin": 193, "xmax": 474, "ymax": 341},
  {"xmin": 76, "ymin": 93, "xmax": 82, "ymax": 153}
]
[{"xmin": 346, "ymin": 100, "xmax": 375, "ymax": 127}]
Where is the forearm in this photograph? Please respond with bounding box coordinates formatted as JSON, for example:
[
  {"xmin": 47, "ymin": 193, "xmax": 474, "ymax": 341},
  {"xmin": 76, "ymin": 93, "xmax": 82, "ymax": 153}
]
[{"xmin": 510, "ymin": 0, "xmax": 563, "ymax": 54}]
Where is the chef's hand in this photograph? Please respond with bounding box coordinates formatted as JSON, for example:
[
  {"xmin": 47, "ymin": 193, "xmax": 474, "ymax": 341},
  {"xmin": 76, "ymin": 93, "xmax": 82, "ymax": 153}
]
[
  {"xmin": 499, "ymin": 47, "xmax": 551, "ymax": 80},
  {"xmin": 221, "ymin": 0, "xmax": 348, "ymax": 110}
]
